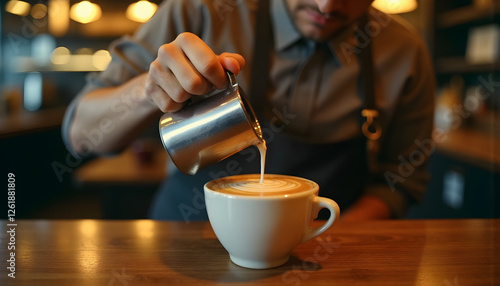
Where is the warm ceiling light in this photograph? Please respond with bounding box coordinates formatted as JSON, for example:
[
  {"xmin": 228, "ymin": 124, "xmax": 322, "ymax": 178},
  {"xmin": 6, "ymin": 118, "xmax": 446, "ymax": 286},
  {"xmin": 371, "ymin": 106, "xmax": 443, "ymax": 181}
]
[
  {"xmin": 126, "ymin": 0, "xmax": 158, "ymax": 23},
  {"xmin": 372, "ymin": 0, "xmax": 417, "ymax": 14},
  {"xmin": 51, "ymin": 46, "xmax": 71, "ymax": 65},
  {"xmin": 5, "ymin": 0, "xmax": 31, "ymax": 16},
  {"xmin": 49, "ymin": 0, "xmax": 70, "ymax": 37},
  {"xmin": 31, "ymin": 4, "xmax": 48, "ymax": 19},
  {"xmin": 70, "ymin": 1, "xmax": 102, "ymax": 24},
  {"xmin": 92, "ymin": 50, "xmax": 112, "ymax": 70}
]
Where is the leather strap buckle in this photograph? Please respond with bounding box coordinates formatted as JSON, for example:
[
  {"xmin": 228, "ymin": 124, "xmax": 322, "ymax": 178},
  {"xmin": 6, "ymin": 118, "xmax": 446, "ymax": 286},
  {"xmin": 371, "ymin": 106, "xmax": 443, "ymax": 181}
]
[{"xmin": 361, "ymin": 109, "xmax": 382, "ymax": 141}]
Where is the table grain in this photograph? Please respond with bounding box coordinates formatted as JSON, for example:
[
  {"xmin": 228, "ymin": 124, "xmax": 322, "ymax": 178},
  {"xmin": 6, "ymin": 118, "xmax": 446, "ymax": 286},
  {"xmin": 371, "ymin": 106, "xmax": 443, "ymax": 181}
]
[{"xmin": 1, "ymin": 219, "xmax": 498, "ymax": 285}]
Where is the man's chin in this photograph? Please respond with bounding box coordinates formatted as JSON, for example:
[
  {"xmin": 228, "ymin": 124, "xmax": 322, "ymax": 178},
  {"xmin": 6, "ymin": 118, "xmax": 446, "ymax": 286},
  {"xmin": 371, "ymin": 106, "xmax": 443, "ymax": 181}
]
[{"xmin": 299, "ymin": 26, "xmax": 342, "ymax": 42}]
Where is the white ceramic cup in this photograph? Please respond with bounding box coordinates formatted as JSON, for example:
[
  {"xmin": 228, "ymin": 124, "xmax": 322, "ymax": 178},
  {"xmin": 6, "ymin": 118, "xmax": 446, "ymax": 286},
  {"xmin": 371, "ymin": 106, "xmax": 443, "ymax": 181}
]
[{"xmin": 204, "ymin": 174, "xmax": 340, "ymax": 269}]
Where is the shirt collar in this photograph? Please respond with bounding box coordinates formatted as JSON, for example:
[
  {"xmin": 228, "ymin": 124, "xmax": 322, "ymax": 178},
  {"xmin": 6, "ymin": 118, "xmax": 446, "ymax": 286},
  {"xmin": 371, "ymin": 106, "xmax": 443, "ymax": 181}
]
[
  {"xmin": 271, "ymin": 0, "xmax": 302, "ymax": 51},
  {"xmin": 271, "ymin": 0, "xmax": 359, "ymax": 66}
]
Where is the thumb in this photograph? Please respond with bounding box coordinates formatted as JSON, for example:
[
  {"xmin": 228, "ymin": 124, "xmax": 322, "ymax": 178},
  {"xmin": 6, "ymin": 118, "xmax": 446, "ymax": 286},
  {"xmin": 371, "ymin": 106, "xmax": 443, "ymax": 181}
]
[{"xmin": 218, "ymin": 53, "xmax": 245, "ymax": 75}]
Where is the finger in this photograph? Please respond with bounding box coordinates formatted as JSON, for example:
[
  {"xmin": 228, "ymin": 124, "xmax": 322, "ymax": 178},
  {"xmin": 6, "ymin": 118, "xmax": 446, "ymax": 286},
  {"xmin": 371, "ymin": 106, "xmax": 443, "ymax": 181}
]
[
  {"xmin": 218, "ymin": 53, "xmax": 245, "ymax": 75},
  {"xmin": 157, "ymin": 41, "xmax": 213, "ymax": 96},
  {"xmin": 149, "ymin": 59, "xmax": 192, "ymax": 103},
  {"xmin": 147, "ymin": 61, "xmax": 190, "ymax": 112},
  {"xmin": 175, "ymin": 33, "xmax": 228, "ymax": 90},
  {"xmin": 145, "ymin": 75, "xmax": 184, "ymax": 113}
]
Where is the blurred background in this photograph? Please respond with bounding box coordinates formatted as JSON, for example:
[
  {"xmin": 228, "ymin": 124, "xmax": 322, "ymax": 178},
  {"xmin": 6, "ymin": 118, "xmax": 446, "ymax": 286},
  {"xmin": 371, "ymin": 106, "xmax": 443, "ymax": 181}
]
[{"xmin": 0, "ymin": 0, "xmax": 498, "ymax": 220}]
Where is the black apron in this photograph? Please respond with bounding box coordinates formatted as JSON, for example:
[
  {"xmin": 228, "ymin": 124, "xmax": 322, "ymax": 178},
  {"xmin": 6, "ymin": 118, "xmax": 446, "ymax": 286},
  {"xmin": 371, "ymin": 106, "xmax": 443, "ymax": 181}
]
[{"xmin": 149, "ymin": 0, "xmax": 378, "ymax": 221}]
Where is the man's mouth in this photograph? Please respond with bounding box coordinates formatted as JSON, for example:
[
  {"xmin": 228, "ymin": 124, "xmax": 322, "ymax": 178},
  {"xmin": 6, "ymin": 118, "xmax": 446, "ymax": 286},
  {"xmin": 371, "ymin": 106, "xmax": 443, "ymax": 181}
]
[
  {"xmin": 301, "ymin": 6, "xmax": 348, "ymax": 26},
  {"xmin": 305, "ymin": 9, "xmax": 330, "ymax": 25}
]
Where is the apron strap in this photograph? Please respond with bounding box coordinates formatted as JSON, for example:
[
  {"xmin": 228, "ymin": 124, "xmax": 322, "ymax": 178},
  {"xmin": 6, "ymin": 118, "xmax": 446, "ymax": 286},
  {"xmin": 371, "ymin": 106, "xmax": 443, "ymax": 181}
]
[
  {"xmin": 249, "ymin": 2, "xmax": 381, "ymax": 173},
  {"xmin": 249, "ymin": 0, "xmax": 272, "ymax": 120},
  {"xmin": 357, "ymin": 12, "xmax": 382, "ymax": 174}
]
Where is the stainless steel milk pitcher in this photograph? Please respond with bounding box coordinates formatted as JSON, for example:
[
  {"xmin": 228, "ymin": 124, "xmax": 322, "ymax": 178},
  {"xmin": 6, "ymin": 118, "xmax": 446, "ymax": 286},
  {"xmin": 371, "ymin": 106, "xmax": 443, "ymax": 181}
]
[{"xmin": 159, "ymin": 72, "xmax": 264, "ymax": 175}]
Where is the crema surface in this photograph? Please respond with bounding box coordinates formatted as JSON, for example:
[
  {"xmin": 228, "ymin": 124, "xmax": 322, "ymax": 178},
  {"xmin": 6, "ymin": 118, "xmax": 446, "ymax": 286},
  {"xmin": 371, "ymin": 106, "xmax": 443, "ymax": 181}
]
[{"xmin": 206, "ymin": 174, "xmax": 317, "ymax": 196}]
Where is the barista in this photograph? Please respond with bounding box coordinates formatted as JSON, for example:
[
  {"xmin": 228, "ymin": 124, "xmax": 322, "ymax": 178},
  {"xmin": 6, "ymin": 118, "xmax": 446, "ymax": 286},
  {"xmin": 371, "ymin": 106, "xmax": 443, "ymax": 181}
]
[{"xmin": 63, "ymin": 0, "xmax": 435, "ymax": 221}]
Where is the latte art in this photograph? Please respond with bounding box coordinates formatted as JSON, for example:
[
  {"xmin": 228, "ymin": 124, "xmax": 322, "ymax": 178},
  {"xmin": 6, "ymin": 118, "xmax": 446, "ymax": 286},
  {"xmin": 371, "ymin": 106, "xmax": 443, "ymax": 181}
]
[
  {"xmin": 231, "ymin": 179, "xmax": 301, "ymax": 192},
  {"xmin": 206, "ymin": 174, "xmax": 318, "ymax": 196}
]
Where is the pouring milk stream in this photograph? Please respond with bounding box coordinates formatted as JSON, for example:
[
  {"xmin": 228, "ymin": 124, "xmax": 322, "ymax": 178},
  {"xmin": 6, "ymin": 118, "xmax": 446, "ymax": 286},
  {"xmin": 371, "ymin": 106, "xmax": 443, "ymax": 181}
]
[{"xmin": 159, "ymin": 71, "xmax": 268, "ymax": 178}]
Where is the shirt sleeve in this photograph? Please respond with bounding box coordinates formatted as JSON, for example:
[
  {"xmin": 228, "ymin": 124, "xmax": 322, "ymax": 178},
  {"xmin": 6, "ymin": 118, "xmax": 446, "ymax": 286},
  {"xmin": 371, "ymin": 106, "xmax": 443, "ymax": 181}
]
[
  {"xmin": 61, "ymin": 0, "xmax": 206, "ymax": 158},
  {"xmin": 60, "ymin": 36, "xmax": 156, "ymax": 157},
  {"xmin": 364, "ymin": 39, "xmax": 436, "ymax": 218}
]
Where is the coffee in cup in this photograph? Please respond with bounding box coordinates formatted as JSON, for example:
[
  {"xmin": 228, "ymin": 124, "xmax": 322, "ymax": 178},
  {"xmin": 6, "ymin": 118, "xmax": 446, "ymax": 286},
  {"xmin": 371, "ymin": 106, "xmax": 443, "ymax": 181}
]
[{"xmin": 204, "ymin": 174, "xmax": 340, "ymax": 269}]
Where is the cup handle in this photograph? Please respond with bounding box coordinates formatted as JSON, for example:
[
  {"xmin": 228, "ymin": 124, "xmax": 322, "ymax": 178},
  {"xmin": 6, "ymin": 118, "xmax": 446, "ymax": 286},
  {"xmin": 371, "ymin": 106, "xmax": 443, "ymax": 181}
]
[{"xmin": 300, "ymin": 197, "xmax": 340, "ymax": 244}]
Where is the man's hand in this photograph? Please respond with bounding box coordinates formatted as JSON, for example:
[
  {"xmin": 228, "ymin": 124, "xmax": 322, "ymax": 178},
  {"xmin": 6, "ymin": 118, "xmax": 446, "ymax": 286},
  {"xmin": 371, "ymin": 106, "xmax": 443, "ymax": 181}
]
[
  {"xmin": 340, "ymin": 195, "xmax": 392, "ymax": 222},
  {"xmin": 145, "ymin": 32, "xmax": 245, "ymax": 113}
]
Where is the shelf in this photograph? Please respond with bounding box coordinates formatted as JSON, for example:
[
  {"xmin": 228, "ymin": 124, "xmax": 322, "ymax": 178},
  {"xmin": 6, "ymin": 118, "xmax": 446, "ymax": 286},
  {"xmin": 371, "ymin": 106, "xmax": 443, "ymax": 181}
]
[
  {"xmin": 437, "ymin": 2, "xmax": 500, "ymax": 28},
  {"xmin": 12, "ymin": 56, "xmax": 106, "ymax": 73},
  {"xmin": 436, "ymin": 127, "xmax": 500, "ymax": 172},
  {"xmin": 73, "ymin": 146, "xmax": 168, "ymax": 187},
  {"xmin": 435, "ymin": 57, "xmax": 500, "ymax": 74},
  {"xmin": 0, "ymin": 106, "xmax": 67, "ymax": 138}
]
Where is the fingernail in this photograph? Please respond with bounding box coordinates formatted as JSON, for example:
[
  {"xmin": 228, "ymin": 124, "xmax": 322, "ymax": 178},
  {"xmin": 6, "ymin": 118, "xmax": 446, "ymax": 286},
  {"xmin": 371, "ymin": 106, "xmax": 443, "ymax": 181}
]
[{"xmin": 229, "ymin": 57, "xmax": 240, "ymax": 72}]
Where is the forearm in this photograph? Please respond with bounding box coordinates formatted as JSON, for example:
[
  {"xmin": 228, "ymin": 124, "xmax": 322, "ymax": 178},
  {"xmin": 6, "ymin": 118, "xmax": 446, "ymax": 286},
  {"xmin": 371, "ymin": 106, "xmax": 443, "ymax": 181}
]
[{"xmin": 69, "ymin": 73, "xmax": 162, "ymax": 156}]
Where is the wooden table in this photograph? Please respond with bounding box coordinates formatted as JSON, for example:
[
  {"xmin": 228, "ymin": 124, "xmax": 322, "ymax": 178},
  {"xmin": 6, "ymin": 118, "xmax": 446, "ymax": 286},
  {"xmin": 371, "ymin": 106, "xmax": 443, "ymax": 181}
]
[
  {"xmin": 0, "ymin": 106, "xmax": 67, "ymax": 139},
  {"xmin": 73, "ymin": 146, "xmax": 169, "ymax": 187},
  {"xmin": 436, "ymin": 127, "xmax": 500, "ymax": 172},
  {"xmin": 1, "ymin": 219, "xmax": 498, "ymax": 285}
]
